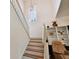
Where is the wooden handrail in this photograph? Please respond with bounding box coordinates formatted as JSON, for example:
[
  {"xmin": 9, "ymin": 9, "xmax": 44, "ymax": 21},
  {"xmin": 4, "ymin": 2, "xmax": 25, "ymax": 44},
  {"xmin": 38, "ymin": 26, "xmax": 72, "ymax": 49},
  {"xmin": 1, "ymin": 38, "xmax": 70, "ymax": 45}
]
[{"xmin": 16, "ymin": 0, "xmax": 29, "ymax": 28}]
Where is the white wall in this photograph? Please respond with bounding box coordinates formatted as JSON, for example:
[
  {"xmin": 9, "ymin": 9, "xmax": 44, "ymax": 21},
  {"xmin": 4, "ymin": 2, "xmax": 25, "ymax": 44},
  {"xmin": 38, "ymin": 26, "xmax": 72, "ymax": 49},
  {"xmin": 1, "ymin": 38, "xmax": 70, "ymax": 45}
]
[
  {"xmin": 10, "ymin": 2, "xmax": 30, "ymax": 59},
  {"xmin": 23, "ymin": 0, "xmax": 61, "ymax": 38},
  {"xmin": 56, "ymin": 0, "xmax": 69, "ymax": 18},
  {"xmin": 56, "ymin": 0, "xmax": 69, "ymax": 26},
  {"xmin": 56, "ymin": 16, "xmax": 69, "ymax": 26},
  {"xmin": 52, "ymin": 0, "xmax": 61, "ymax": 18}
]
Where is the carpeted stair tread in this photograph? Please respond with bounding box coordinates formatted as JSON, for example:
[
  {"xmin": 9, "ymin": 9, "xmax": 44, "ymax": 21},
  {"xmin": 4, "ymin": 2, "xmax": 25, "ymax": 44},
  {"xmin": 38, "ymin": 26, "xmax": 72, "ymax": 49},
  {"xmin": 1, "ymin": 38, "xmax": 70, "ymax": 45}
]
[
  {"xmin": 23, "ymin": 38, "xmax": 44, "ymax": 59},
  {"xmin": 29, "ymin": 42, "xmax": 43, "ymax": 47},
  {"xmin": 26, "ymin": 46, "xmax": 44, "ymax": 53},
  {"xmin": 28, "ymin": 44, "xmax": 44, "ymax": 47},
  {"xmin": 24, "ymin": 50, "xmax": 44, "ymax": 58},
  {"xmin": 30, "ymin": 40, "xmax": 42, "ymax": 43},
  {"xmin": 31, "ymin": 38, "xmax": 42, "ymax": 40},
  {"xmin": 23, "ymin": 53, "xmax": 44, "ymax": 59},
  {"xmin": 31, "ymin": 39, "xmax": 42, "ymax": 41}
]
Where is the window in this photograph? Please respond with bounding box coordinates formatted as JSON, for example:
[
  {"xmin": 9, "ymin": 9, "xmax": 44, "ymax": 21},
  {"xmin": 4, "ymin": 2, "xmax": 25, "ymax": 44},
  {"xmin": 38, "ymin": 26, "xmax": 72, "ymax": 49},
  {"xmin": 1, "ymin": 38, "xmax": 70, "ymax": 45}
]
[{"xmin": 28, "ymin": 5, "xmax": 37, "ymax": 23}]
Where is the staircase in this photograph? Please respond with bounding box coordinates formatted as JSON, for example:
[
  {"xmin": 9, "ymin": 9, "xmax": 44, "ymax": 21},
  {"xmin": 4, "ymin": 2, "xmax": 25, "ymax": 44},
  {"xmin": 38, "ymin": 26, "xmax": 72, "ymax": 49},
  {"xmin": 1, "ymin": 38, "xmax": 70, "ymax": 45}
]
[{"xmin": 23, "ymin": 38, "xmax": 44, "ymax": 59}]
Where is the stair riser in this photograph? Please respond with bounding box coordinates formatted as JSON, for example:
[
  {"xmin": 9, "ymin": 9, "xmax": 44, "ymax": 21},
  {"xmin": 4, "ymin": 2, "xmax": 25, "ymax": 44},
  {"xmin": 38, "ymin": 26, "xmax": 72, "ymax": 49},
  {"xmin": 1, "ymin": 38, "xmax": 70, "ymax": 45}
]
[
  {"xmin": 26, "ymin": 49, "xmax": 44, "ymax": 53},
  {"xmin": 30, "ymin": 41, "xmax": 42, "ymax": 43},
  {"xmin": 23, "ymin": 54, "xmax": 43, "ymax": 59},
  {"xmin": 27, "ymin": 46, "xmax": 44, "ymax": 50},
  {"xmin": 24, "ymin": 51, "xmax": 44, "ymax": 56},
  {"xmin": 28, "ymin": 45, "xmax": 44, "ymax": 47},
  {"xmin": 29, "ymin": 43, "xmax": 43, "ymax": 46},
  {"xmin": 27, "ymin": 48, "xmax": 44, "ymax": 51}
]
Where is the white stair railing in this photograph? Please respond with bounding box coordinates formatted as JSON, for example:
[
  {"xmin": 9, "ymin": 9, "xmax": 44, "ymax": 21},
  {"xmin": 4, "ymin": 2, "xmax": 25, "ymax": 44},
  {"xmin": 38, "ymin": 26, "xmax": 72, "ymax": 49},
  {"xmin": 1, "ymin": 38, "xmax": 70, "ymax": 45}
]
[
  {"xmin": 42, "ymin": 24, "xmax": 50, "ymax": 59},
  {"xmin": 44, "ymin": 43, "xmax": 49, "ymax": 59}
]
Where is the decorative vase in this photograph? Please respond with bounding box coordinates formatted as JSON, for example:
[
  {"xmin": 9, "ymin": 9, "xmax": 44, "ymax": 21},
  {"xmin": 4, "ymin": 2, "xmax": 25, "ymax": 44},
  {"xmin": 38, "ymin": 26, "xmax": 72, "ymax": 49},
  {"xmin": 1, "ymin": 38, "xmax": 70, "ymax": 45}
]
[{"xmin": 52, "ymin": 21, "xmax": 58, "ymax": 27}]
